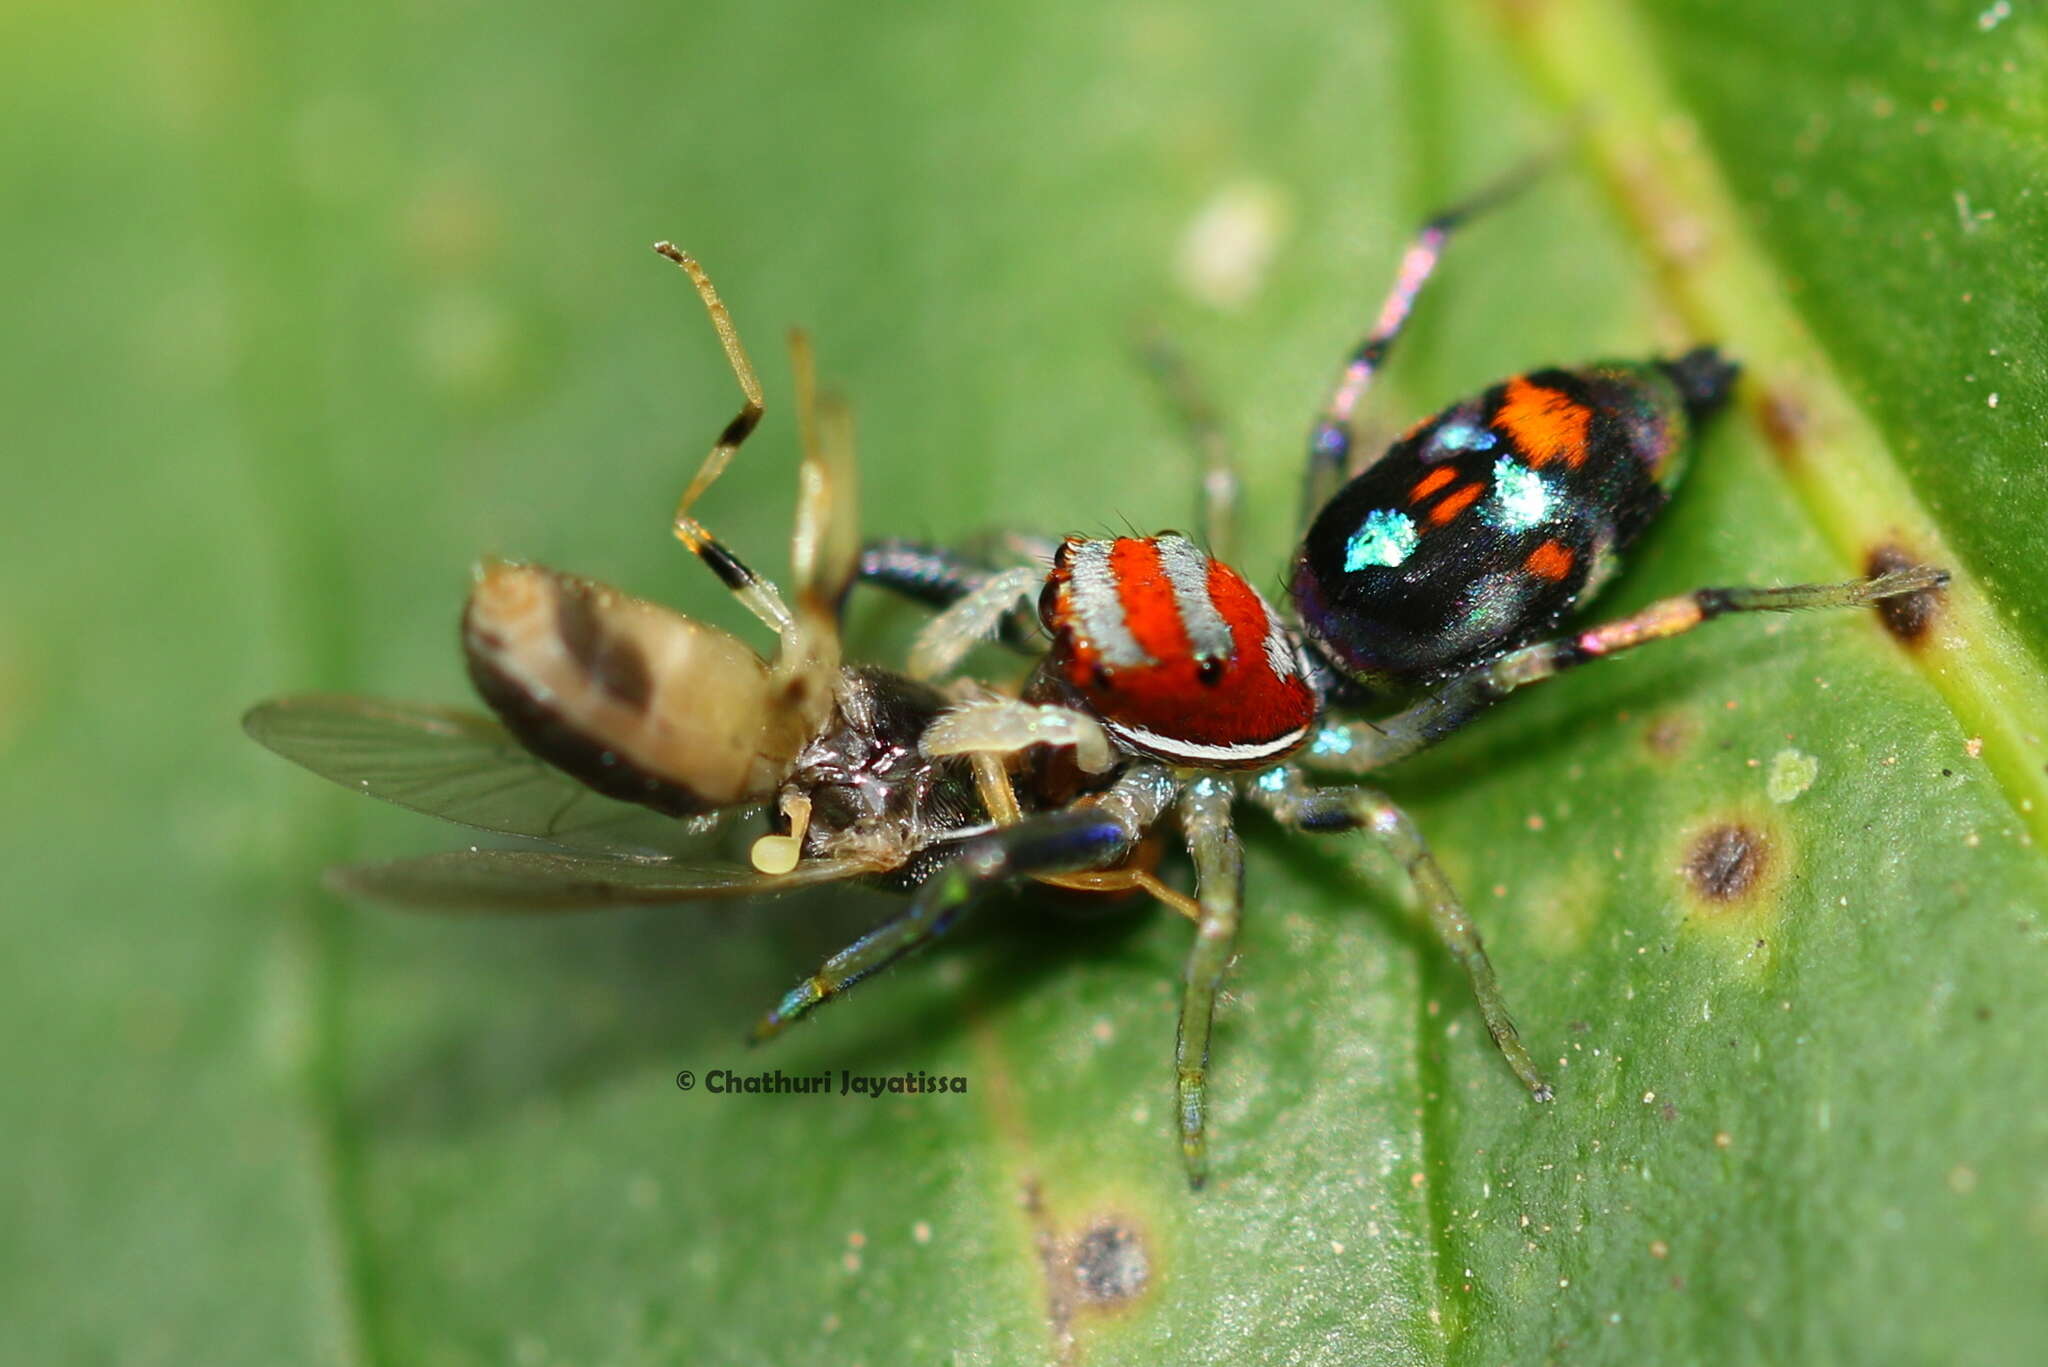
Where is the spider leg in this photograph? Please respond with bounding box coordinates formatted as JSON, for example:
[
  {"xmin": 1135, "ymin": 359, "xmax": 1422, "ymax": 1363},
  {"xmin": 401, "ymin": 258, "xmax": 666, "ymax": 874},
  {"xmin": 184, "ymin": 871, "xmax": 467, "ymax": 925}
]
[
  {"xmin": 1137, "ymin": 329, "xmax": 1240, "ymax": 563},
  {"xmin": 906, "ymin": 568, "xmax": 1045, "ymax": 680},
  {"xmin": 1251, "ymin": 766, "xmax": 1553, "ymax": 1102},
  {"xmin": 854, "ymin": 539, "xmax": 1048, "ymax": 654},
  {"xmin": 1304, "ymin": 565, "xmax": 1950, "ymax": 775},
  {"xmin": 1303, "ymin": 152, "xmax": 1551, "ymax": 531},
  {"xmin": 961, "ymin": 743, "xmax": 1202, "ymax": 922},
  {"xmin": 1174, "ymin": 777, "xmax": 1244, "ymax": 1189},
  {"xmin": 921, "ymin": 696, "xmax": 1119, "ymax": 775},
  {"xmin": 750, "ymin": 764, "xmax": 1178, "ymax": 1040}
]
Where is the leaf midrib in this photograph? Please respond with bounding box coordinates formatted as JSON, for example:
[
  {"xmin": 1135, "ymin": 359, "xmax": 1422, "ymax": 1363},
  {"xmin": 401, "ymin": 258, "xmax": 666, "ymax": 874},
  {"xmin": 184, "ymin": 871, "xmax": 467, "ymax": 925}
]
[{"xmin": 1488, "ymin": 0, "xmax": 2048, "ymax": 852}]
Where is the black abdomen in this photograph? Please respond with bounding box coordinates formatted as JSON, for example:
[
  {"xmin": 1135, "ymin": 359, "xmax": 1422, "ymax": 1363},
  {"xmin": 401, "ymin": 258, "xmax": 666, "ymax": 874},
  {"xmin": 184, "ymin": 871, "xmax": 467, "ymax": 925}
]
[{"xmin": 1292, "ymin": 353, "xmax": 1733, "ymax": 690}]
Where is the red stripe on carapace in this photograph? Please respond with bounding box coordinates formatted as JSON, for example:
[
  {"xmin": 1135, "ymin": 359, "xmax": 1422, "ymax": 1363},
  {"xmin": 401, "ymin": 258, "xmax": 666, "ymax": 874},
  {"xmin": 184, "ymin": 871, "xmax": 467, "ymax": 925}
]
[
  {"xmin": 1203, "ymin": 558, "xmax": 1275, "ymax": 665},
  {"xmin": 1426, "ymin": 481, "xmax": 1485, "ymax": 527},
  {"xmin": 1496, "ymin": 376, "xmax": 1592, "ymax": 469},
  {"xmin": 1108, "ymin": 538, "xmax": 1192, "ymax": 665},
  {"xmin": 1410, "ymin": 467, "xmax": 1459, "ymax": 503}
]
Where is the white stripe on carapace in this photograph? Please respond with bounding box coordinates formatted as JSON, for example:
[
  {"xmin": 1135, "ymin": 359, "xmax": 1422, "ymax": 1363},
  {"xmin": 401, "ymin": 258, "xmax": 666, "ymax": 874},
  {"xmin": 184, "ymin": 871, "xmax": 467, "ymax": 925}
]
[
  {"xmin": 1259, "ymin": 598, "xmax": 1303, "ymax": 682},
  {"xmin": 1069, "ymin": 538, "xmax": 1152, "ymax": 670},
  {"xmin": 1102, "ymin": 715, "xmax": 1311, "ymax": 767},
  {"xmin": 1154, "ymin": 534, "xmax": 1234, "ymax": 663}
]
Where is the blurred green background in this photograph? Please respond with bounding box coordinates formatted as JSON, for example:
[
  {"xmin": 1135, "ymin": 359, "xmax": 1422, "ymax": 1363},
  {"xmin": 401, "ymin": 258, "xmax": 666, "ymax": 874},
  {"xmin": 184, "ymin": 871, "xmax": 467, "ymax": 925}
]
[{"xmin": 7, "ymin": 0, "xmax": 2048, "ymax": 1362}]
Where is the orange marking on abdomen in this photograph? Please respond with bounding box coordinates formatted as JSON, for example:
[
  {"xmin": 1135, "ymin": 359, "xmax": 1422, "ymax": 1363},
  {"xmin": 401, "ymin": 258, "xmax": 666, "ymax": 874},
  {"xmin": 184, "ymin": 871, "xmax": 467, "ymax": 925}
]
[
  {"xmin": 1427, "ymin": 482, "xmax": 1485, "ymax": 526},
  {"xmin": 1410, "ymin": 466, "xmax": 1458, "ymax": 503},
  {"xmin": 1525, "ymin": 538, "xmax": 1575, "ymax": 581},
  {"xmin": 1497, "ymin": 376, "xmax": 1592, "ymax": 468},
  {"xmin": 1109, "ymin": 538, "xmax": 1192, "ymax": 663}
]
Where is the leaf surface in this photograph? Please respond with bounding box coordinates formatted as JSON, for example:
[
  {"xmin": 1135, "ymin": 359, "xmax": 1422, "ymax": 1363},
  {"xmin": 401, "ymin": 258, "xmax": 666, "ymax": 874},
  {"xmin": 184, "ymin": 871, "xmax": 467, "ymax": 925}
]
[{"xmin": 8, "ymin": 1, "xmax": 2045, "ymax": 1362}]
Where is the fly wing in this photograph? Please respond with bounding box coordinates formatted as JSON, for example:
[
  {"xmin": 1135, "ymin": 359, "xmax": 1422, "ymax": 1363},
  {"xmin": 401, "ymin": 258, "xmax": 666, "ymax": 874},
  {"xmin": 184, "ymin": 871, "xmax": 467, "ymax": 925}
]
[
  {"xmin": 327, "ymin": 848, "xmax": 876, "ymax": 912},
  {"xmin": 243, "ymin": 694, "xmax": 717, "ymax": 856}
]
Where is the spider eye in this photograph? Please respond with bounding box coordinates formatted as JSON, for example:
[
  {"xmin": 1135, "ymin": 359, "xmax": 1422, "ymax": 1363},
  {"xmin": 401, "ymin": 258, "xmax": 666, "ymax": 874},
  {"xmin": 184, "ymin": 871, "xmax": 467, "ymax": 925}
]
[
  {"xmin": 1037, "ymin": 576, "xmax": 1063, "ymax": 630},
  {"xmin": 1196, "ymin": 655, "xmax": 1227, "ymax": 685}
]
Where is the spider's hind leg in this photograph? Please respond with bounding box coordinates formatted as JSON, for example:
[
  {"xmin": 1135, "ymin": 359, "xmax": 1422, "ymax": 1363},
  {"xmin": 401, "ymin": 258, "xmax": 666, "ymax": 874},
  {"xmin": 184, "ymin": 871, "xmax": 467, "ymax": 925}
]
[{"xmin": 1304, "ymin": 565, "xmax": 1951, "ymax": 776}]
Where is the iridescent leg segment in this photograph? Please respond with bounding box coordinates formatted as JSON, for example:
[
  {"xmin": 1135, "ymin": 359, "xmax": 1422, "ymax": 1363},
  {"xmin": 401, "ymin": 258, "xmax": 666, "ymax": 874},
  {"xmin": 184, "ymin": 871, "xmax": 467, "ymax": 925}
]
[
  {"xmin": 1303, "ymin": 152, "xmax": 1552, "ymax": 530},
  {"xmin": 750, "ymin": 764, "xmax": 1179, "ymax": 1041},
  {"xmin": 1250, "ymin": 766, "xmax": 1552, "ymax": 1102}
]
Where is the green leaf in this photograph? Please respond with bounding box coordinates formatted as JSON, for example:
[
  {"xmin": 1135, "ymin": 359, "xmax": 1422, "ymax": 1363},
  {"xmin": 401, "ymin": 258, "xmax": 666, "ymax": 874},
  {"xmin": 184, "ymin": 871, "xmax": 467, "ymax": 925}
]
[{"xmin": 10, "ymin": 0, "xmax": 2046, "ymax": 1362}]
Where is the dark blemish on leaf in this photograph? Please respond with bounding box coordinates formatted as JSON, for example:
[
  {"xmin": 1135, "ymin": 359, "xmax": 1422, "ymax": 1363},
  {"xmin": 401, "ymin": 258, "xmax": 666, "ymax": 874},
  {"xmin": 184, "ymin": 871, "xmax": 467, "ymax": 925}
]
[
  {"xmin": 1684, "ymin": 823, "xmax": 1767, "ymax": 903},
  {"xmin": 1863, "ymin": 543, "xmax": 1943, "ymax": 645},
  {"xmin": 1021, "ymin": 1180, "xmax": 1156, "ymax": 1361},
  {"xmin": 1071, "ymin": 1222, "xmax": 1149, "ymax": 1305}
]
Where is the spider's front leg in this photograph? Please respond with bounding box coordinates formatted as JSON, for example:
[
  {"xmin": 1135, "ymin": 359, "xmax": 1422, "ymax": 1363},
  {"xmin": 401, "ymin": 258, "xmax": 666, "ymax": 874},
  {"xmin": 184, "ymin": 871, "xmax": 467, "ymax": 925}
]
[
  {"xmin": 1174, "ymin": 777, "xmax": 1244, "ymax": 1189},
  {"xmin": 922, "ymin": 696, "xmax": 1202, "ymax": 919},
  {"xmin": 750, "ymin": 763, "xmax": 1178, "ymax": 1042},
  {"xmin": 855, "ymin": 541, "xmax": 1047, "ymax": 661},
  {"xmin": 1249, "ymin": 766, "xmax": 1553, "ymax": 1103}
]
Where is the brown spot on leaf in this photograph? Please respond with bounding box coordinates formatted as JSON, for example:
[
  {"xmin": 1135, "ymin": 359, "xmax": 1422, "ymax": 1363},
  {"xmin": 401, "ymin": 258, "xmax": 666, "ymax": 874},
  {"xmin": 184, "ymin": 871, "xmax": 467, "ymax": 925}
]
[
  {"xmin": 1863, "ymin": 543, "xmax": 1944, "ymax": 644},
  {"xmin": 1023, "ymin": 1181, "xmax": 1155, "ymax": 1360},
  {"xmin": 1684, "ymin": 823, "xmax": 1767, "ymax": 903},
  {"xmin": 1643, "ymin": 710, "xmax": 1698, "ymax": 760},
  {"xmin": 1756, "ymin": 387, "xmax": 1811, "ymax": 458}
]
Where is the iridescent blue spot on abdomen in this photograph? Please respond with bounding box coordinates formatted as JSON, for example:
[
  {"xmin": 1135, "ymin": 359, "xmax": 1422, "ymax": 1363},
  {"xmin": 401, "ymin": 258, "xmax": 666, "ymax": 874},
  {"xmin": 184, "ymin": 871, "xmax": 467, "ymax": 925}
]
[
  {"xmin": 1432, "ymin": 421, "xmax": 1496, "ymax": 454},
  {"xmin": 1484, "ymin": 457, "xmax": 1553, "ymax": 532},
  {"xmin": 1343, "ymin": 508, "xmax": 1420, "ymax": 571}
]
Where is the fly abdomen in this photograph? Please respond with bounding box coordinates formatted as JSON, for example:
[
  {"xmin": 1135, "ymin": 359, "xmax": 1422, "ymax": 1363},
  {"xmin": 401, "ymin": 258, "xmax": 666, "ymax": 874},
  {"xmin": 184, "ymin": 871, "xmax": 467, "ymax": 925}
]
[{"xmin": 463, "ymin": 561, "xmax": 808, "ymax": 815}]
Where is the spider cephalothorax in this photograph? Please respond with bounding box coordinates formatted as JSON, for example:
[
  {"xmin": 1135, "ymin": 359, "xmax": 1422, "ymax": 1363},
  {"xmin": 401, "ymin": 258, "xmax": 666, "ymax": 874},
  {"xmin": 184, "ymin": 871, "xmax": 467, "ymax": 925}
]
[{"xmin": 1033, "ymin": 532, "xmax": 1318, "ymax": 768}]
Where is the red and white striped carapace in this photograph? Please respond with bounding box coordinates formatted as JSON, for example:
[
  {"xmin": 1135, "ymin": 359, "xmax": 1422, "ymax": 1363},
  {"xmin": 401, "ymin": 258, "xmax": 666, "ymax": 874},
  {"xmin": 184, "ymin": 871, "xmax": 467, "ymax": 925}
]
[{"xmin": 1033, "ymin": 533, "xmax": 1319, "ymax": 769}]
